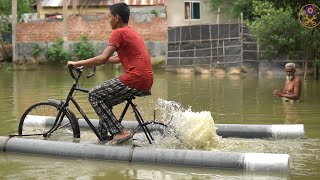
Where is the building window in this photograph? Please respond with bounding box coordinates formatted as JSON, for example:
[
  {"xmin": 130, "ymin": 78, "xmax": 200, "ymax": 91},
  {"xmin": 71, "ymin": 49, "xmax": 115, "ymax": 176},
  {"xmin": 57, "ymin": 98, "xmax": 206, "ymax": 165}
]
[{"xmin": 184, "ymin": 1, "xmax": 200, "ymax": 20}]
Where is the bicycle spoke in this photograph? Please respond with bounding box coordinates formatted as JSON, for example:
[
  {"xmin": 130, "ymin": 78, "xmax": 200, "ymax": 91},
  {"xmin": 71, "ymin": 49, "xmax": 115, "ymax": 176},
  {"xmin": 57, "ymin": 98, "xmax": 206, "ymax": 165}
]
[{"xmin": 18, "ymin": 102, "xmax": 79, "ymax": 140}]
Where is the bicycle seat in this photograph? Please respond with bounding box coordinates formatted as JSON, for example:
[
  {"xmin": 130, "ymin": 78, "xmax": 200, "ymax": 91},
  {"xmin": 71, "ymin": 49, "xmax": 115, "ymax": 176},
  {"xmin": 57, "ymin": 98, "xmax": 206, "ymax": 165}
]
[
  {"xmin": 125, "ymin": 91, "xmax": 151, "ymax": 101},
  {"xmin": 137, "ymin": 91, "xmax": 151, "ymax": 97}
]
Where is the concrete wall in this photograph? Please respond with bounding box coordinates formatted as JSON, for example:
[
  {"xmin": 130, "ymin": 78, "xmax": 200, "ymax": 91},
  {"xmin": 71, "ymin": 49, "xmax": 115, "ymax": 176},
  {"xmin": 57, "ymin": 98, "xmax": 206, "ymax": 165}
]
[
  {"xmin": 38, "ymin": 5, "xmax": 166, "ymax": 21},
  {"xmin": 130, "ymin": 6, "xmax": 166, "ymax": 23},
  {"xmin": 15, "ymin": 40, "xmax": 166, "ymax": 64},
  {"xmin": 166, "ymin": 0, "xmax": 236, "ymax": 27},
  {"xmin": 39, "ymin": 6, "xmax": 109, "ymax": 19}
]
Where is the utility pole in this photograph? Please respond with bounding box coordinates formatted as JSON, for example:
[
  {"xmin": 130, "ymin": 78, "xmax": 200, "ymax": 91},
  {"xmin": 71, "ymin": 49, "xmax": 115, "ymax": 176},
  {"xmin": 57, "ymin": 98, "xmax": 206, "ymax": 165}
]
[
  {"xmin": 63, "ymin": 0, "xmax": 69, "ymax": 51},
  {"xmin": 12, "ymin": 0, "xmax": 17, "ymax": 63}
]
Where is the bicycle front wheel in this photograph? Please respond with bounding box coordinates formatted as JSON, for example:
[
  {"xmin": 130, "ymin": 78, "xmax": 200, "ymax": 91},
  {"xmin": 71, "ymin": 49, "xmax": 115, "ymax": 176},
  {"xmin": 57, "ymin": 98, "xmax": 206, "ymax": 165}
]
[{"xmin": 18, "ymin": 101, "xmax": 80, "ymax": 140}]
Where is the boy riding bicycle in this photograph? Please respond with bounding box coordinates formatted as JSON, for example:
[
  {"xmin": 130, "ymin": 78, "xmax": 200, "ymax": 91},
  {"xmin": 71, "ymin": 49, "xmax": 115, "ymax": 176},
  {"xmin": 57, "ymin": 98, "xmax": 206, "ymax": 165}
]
[{"xmin": 67, "ymin": 3, "xmax": 153, "ymax": 144}]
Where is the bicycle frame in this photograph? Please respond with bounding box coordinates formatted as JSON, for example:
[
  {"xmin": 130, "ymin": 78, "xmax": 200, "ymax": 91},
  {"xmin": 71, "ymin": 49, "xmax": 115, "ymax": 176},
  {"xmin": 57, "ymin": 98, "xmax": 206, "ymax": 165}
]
[
  {"xmin": 46, "ymin": 67, "xmax": 105, "ymax": 140},
  {"xmin": 63, "ymin": 93, "xmax": 155, "ymax": 143},
  {"xmin": 21, "ymin": 66, "xmax": 158, "ymax": 144}
]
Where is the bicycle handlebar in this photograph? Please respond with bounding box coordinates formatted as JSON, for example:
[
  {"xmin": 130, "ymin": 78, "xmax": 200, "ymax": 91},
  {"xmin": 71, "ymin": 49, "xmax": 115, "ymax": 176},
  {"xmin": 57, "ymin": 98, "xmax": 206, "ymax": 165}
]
[
  {"xmin": 87, "ymin": 67, "xmax": 96, "ymax": 78},
  {"xmin": 68, "ymin": 65, "xmax": 81, "ymax": 80},
  {"xmin": 68, "ymin": 65, "xmax": 96, "ymax": 81}
]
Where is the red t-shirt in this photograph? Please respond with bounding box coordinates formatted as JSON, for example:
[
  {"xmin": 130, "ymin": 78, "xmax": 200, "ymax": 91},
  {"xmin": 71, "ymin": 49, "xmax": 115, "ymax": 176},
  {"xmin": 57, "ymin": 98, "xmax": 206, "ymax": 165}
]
[{"xmin": 108, "ymin": 26, "xmax": 153, "ymax": 91}]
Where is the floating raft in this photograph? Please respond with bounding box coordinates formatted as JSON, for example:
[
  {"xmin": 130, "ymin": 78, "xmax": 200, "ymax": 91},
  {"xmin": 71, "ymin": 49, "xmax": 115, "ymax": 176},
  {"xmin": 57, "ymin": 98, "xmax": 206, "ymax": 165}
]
[
  {"xmin": 25, "ymin": 116, "xmax": 304, "ymax": 139},
  {"xmin": 0, "ymin": 136, "xmax": 290, "ymax": 174}
]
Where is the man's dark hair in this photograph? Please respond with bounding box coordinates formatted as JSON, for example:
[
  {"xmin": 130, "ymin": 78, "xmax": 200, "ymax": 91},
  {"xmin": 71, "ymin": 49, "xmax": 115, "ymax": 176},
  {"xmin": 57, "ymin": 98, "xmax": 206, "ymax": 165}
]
[{"xmin": 110, "ymin": 3, "xmax": 130, "ymax": 23}]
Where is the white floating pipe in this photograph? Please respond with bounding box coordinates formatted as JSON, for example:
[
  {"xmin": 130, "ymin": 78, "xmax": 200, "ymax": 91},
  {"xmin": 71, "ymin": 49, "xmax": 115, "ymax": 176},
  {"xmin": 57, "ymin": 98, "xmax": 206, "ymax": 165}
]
[
  {"xmin": 0, "ymin": 136, "xmax": 290, "ymax": 174},
  {"xmin": 24, "ymin": 116, "xmax": 304, "ymax": 139},
  {"xmin": 216, "ymin": 124, "xmax": 304, "ymax": 139}
]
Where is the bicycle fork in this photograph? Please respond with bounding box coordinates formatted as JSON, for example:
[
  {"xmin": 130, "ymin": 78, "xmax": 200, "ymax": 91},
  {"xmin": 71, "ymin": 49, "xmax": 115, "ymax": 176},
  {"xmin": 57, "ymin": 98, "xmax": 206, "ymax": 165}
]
[
  {"xmin": 128, "ymin": 101, "xmax": 154, "ymax": 144},
  {"xmin": 45, "ymin": 101, "xmax": 70, "ymax": 137}
]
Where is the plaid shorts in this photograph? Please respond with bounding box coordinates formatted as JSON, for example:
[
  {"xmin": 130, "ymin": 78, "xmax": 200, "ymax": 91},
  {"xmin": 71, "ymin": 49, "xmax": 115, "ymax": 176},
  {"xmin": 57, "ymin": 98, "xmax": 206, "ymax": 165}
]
[{"xmin": 88, "ymin": 77, "xmax": 150, "ymax": 139}]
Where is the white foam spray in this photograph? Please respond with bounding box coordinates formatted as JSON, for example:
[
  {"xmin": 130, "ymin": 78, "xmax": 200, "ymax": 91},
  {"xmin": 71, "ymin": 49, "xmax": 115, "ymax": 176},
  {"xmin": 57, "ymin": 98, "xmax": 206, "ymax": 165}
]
[{"xmin": 154, "ymin": 99, "xmax": 222, "ymax": 150}]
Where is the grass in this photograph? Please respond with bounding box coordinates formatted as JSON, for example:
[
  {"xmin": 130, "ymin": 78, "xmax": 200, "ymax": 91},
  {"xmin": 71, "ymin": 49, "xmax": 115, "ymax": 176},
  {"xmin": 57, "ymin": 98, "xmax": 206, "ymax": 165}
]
[{"xmin": 0, "ymin": 62, "xmax": 13, "ymax": 72}]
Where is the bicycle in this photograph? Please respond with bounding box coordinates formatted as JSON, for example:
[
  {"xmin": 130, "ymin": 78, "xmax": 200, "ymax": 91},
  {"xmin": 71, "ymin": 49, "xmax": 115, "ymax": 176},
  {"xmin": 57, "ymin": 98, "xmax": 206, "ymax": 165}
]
[{"xmin": 16, "ymin": 66, "xmax": 166, "ymax": 144}]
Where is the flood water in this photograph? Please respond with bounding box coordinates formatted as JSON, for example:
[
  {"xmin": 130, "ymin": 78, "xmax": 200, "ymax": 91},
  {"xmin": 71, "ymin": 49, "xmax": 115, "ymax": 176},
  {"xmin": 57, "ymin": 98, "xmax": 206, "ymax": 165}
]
[{"xmin": 0, "ymin": 67, "xmax": 320, "ymax": 179}]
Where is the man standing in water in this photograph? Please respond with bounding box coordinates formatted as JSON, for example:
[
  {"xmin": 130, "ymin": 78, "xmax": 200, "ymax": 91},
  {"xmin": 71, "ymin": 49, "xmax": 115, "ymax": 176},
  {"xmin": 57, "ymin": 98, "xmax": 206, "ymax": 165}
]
[
  {"xmin": 273, "ymin": 63, "xmax": 302, "ymax": 101},
  {"xmin": 67, "ymin": 3, "xmax": 153, "ymax": 144}
]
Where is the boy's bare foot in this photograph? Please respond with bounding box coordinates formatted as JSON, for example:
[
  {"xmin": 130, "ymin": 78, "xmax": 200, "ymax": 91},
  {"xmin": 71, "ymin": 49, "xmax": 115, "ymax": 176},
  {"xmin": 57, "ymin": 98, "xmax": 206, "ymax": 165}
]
[
  {"xmin": 110, "ymin": 129, "xmax": 134, "ymax": 145},
  {"xmin": 112, "ymin": 129, "xmax": 130, "ymax": 141}
]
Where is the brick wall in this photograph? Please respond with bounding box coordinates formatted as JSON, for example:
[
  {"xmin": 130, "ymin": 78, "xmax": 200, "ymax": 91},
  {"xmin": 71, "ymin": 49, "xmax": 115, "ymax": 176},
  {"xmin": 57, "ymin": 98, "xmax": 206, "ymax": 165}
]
[
  {"xmin": 14, "ymin": 15, "xmax": 167, "ymax": 64},
  {"xmin": 17, "ymin": 15, "xmax": 167, "ymax": 42}
]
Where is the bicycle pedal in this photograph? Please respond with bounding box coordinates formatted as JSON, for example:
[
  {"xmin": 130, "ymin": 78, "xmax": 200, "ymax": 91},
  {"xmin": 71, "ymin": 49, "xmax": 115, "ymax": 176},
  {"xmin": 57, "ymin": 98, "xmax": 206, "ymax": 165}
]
[{"xmin": 101, "ymin": 135, "xmax": 113, "ymax": 141}]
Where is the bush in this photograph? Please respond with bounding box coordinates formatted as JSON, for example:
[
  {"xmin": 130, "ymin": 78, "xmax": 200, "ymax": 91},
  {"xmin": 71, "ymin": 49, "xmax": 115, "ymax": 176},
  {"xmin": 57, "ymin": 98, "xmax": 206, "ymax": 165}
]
[
  {"xmin": 150, "ymin": 9, "xmax": 158, "ymax": 17},
  {"xmin": 31, "ymin": 43, "xmax": 42, "ymax": 58},
  {"xmin": 45, "ymin": 38, "xmax": 71, "ymax": 64},
  {"xmin": 0, "ymin": 43, "xmax": 12, "ymax": 62},
  {"xmin": 74, "ymin": 34, "xmax": 95, "ymax": 60}
]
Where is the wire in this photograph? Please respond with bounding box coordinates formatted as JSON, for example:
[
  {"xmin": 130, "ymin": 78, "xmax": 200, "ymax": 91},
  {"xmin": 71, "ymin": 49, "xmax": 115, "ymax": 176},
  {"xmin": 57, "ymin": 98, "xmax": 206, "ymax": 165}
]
[{"xmin": 72, "ymin": 72, "xmax": 85, "ymax": 98}]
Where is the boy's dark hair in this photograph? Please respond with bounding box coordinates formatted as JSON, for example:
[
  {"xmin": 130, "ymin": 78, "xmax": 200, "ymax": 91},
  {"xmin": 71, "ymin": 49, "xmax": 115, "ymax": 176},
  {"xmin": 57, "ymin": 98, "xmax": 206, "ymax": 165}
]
[{"xmin": 110, "ymin": 3, "xmax": 130, "ymax": 23}]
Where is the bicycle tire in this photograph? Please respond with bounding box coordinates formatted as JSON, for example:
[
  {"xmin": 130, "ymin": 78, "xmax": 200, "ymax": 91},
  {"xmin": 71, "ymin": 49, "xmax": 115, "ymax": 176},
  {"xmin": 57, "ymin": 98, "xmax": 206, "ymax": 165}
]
[{"xmin": 18, "ymin": 101, "xmax": 80, "ymax": 140}]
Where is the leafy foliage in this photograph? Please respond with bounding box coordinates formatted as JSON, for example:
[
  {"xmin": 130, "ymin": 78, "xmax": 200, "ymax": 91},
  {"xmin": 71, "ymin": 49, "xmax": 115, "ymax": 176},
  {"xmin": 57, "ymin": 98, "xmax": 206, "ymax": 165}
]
[
  {"xmin": 150, "ymin": 9, "xmax": 159, "ymax": 17},
  {"xmin": 0, "ymin": 63, "xmax": 13, "ymax": 72},
  {"xmin": 45, "ymin": 38, "xmax": 71, "ymax": 64},
  {"xmin": 210, "ymin": 0, "xmax": 320, "ymax": 21},
  {"xmin": 0, "ymin": 0, "xmax": 37, "ymax": 33},
  {"xmin": 74, "ymin": 34, "xmax": 95, "ymax": 60},
  {"xmin": 247, "ymin": 2, "xmax": 320, "ymax": 61},
  {"xmin": 256, "ymin": 0, "xmax": 319, "ymax": 19},
  {"xmin": 210, "ymin": 0, "xmax": 255, "ymax": 20},
  {"xmin": 31, "ymin": 43, "xmax": 42, "ymax": 58}
]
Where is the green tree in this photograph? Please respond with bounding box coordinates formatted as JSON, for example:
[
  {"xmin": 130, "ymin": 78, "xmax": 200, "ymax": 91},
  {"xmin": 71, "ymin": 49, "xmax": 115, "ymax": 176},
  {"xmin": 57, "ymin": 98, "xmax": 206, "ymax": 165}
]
[
  {"xmin": 0, "ymin": 0, "xmax": 36, "ymax": 33},
  {"xmin": 210, "ymin": 0, "xmax": 320, "ymax": 21},
  {"xmin": 211, "ymin": 0, "xmax": 320, "ymax": 78},
  {"xmin": 248, "ymin": 5, "xmax": 303, "ymax": 59},
  {"xmin": 247, "ymin": 2, "xmax": 320, "ymax": 78},
  {"xmin": 249, "ymin": 1, "xmax": 320, "ymax": 55},
  {"xmin": 255, "ymin": 0, "xmax": 319, "ymax": 19},
  {"xmin": 0, "ymin": 0, "xmax": 37, "ymax": 61},
  {"xmin": 210, "ymin": 0, "xmax": 255, "ymax": 21}
]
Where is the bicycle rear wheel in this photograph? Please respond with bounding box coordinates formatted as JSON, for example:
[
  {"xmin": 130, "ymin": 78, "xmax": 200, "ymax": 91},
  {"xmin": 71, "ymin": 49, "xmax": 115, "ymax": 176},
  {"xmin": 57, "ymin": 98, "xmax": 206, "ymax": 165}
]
[
  {"xmin": 132, "ymin": 121, "xmax": 167, "ymax": 145},
  {"xmin": 18, "ymin": 101, "xmax": 80, "ymax": 140}
]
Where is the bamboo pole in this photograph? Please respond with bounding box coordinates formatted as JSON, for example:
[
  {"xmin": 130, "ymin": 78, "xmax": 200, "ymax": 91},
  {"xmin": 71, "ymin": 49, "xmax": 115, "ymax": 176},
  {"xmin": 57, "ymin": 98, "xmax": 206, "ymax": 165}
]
[
  {"xmin": 179, "ymin": 27, "xmax": 181, "ymax": 69},
  {"xmin": 240, "ymin": 12, "xmax": 243, "ymax": 68},
  {"xmin": 62, "ymin": 0, "xmax": 69, "ymax": 51},
  {"xmin": 12, "ymin": 0, "xmax": 17, "ymax": 63},
  {"xmin": 216, "ymin": 8, "xmax": 220, "ymax": 24},
  {"xmin": 209, "ymin": 24, "xmax": 212, "ymax": 72}
]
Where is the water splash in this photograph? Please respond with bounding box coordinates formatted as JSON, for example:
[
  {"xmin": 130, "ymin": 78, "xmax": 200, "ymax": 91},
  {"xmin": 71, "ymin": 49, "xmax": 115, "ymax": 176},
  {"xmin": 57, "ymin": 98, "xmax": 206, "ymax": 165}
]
[{"xmin": 154, "ymin": 99, "xmax": 222, "ymax": 150}]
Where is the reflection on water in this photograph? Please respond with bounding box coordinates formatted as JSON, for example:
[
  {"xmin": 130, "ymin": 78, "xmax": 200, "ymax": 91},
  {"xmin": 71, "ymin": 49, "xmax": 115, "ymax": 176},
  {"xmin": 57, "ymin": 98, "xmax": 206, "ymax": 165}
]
[
  {"xmin": 0, "ymin": 71, "xmax": 15, "ymax": 135},
  {"xmin": 0, "ymin": 68, "xmax": 320, "ymax": 179},
  {"xmin": 272, "ymin": 102, "xmax": 301, "ymax": 124},
  {"xmin": 283, "ymin": 102, "xmax": 300, "ymax": 124}
]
